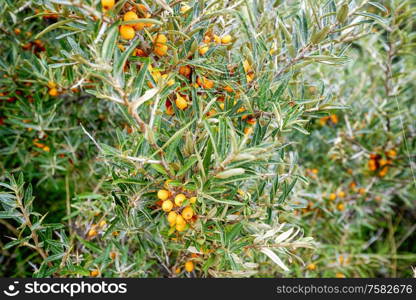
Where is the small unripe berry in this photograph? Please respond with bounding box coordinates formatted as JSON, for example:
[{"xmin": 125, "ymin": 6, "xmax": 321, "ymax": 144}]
[{"xmin": 162, "ymin": 200, "xmax": 174, "ymax": 212}]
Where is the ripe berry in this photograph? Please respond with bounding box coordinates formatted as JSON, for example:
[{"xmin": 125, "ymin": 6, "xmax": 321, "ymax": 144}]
[
  {"xmin": 176, "ymin": 215, "xmax": 186, "ymax": 226},
  {"xmin": 199, "ymin": 45, "xmax": 209, "ymax": 55},
  {"xmin": 101, "ymin": 0, "xmax": 115, "ymax": 10},
  {"xmin": 179, "ymin": 65, "xmax": 191, "ymax": 77},
  {"xmin": 182, "ymin": 206, "xmax": 193, "ymax": 220},
  {"xmin": 90, "ymin": 269, "xmax": 100, "ymax": 277},
  {"xmin": 120, "ymin": 25, "xmax": 135, "ymax": 40},
  {"xmin": 189, "ymin": 196, "xmax": 197, "ymax": 204},
  {"xmin": 174, "ymin": 193, "xmax": 186, "ymax": 206},
  {"xmin": 185, "ymin": 261, "xmax": 194, "ymax": 272},
  {"xmin": 162, "ymin": 200, "xmax": 174, "ymax": 212},
  {"xmin": 176, "ymin": 222, "xmax": 186, "ymax": 232},
  {"xmin": 49, "ymin": 88, "xmax": 59, "ymax": 97},
  {"xmin": 329, "ymin": 193, "xmax": 337, "ymax": 201},
  {"xmin": 155, "ymin": 34, "xmax": 167, "ymax": 45},
  {"xmin": 157, "ymin": 189, "xmax": 170, "ymax": 201},
  {"xmin": 167, "ymin": 211, "xmax": 177, "ymax": 224},
  {"xmin": 175, "ymin": 95, "xmax": 188, "ymax": 110},
  {"xmin": 154, "ymin": 44, "xmax": 168, "ymax": 56},
  {"xmin": 221, "ymin": 34, "xmax": 232, "ymax": 44}
]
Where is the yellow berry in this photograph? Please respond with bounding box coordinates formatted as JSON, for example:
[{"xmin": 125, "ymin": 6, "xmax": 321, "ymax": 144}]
[
  {"xmin": 101, "ymin": 0, "xmax": 115, "ymax": 10},
  {"xmin": 307, "ymin": 263, "xmax": 316, "ymax": 271},
  {"xmin": 221, "ymin": 34, "xmax": 232, "ymax": 44},
  {"xmin": 157, "ymin": 189, "xmax": 170, "ymax": 201},
  {"xmin": 185, "ymin": 260, "xmax": 194, "ymax": 272},
  {"xmin": 174, "ymin": 193, "xmax": 186, "ymax": 206},
  {"xmin": 329, "ymin": 193, "xmax": 337, "ymax": 201},
  {"xmin": 87, "ymin": 228, "xmax": 97, "ymax": 238},
  {"xmin": 213, "ymin": 34, "xmax": 221, "ymax": 44},
  {"xmin": 337, "ymin": 203, "xmax": 345, "ymax": 211},
  {"xmin": 119, "ymin": 25, "xmax": 135, "ymax": 40},
  {"xmin": 124, "ymin": 11, "xmax": 138, "ymax": 22},
  {"xmin": 167, "ymin": 211, "xmax": 177, "ymax": 224},
  {"xmin": 337, "ymin": 191, "xmax": 346, "ymax": 198},
  {"xmin": 162, "ymin": 200, "xmax": 173, "ymax": 212},
  {"xmin": 176, "ymin": 222, "xmax": 187, "ymax": 232},
  {"xmin": 182, "ymin": 206, "xmax": 194, "ymax": 220},
  {"xmin": 155, "ymin": 34, "xmax": 167, "ymax": 45},
  {"xmin": 189, "ymin": 196, "xmax": 197, "ymax": 204},
  {"xmin": 335, "ymin": 272, "xmax": 346, "ymax": 278},
  {"xmin": 47, "ymin": 81, "xmax": 56, "ymax": 89},
  {"xmin": 199, "ymin": 45, "xmax": 209, "ymax": 55},
  {"xmin": 90, "ymin": 269, "xmax": 100, "ymax": 277},
  {"xmin": 175, "ymin": 95, "xmax": 188, "ymax": 110},
  {"xmin": 99, "ymin": 220, "xmax": 106, "ymax": 227},
  {"xmin": 175, "ymin": 214, "xmax": 186, "ymax": 226}
]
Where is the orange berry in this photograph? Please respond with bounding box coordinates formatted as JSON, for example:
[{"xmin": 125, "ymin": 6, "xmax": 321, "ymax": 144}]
[
  {"xmin": 307, "ymin": 263, "xmax": 316, "ymax": 271},
  {"xmin": 175, "ymin": 95, "xmax": 188, "ymax": 110},
  {"xmin": 329, "ymin": 193, "xmax": 337, "ymax": 201},
  {"xmin": 337, "ymin": 203, "xmax": 345, "ymax": 211},
  {"xmin": 90, "ymin": 269, "xmax": 100, "ymax": 277},
  {"xmin": 179, "ymin": 65, "xmax": 191, "ymax": 77},
  {"xmin": 224, "ymin": 85, "xmax": 233, "ymax": 93},
  {"xmin": 119, "ymin": 25, "xmax": 135, "ymax": 40},
  {"xmin": 154, "ymin": 44, "xmax": 168, "ymax": 56},
  {"xmin": 49, "ymin": 88, "xmax": 59, "ymax": 97},
  {"xmin": 87, "ymin": 228, "xmax": 97, "ymax": 238},
  {"xmin": 182, "ymin": 206, "xmax": 194, "ymax": 220},
  {"xmin": 185, "ymin": 261, "xmax": 194, "ymax": 272}
]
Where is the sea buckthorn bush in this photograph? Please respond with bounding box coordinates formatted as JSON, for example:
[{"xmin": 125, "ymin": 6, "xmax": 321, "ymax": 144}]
[{"xmin": 0, "ymin": 0, "xmax": 414, "ymax": 278}]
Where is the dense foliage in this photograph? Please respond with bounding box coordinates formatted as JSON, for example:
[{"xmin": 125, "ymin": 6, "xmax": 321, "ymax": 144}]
[{"xmin": 0, "ymin": 0, "xmax": 415, "ymax": 278}]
